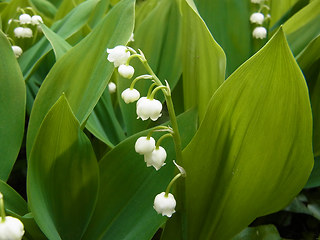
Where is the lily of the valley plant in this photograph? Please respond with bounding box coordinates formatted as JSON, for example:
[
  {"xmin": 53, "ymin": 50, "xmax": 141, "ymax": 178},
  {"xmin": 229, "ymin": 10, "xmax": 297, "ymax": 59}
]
[{"xmin": 0, "ymin": 0, "xmax": 319, "ymax": 239}]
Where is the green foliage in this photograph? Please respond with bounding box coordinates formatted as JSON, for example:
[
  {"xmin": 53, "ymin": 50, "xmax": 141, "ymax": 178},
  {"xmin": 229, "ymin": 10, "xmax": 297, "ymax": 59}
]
[
  {"xmin": 0, "ymin": 31, "xmax": 25, "ymax": 181},
  {"xmin": 181, "ymin": 0, "xmax": 226, "ymax": 122},
  {"xmin": 26, "ymin": 0, "xmax": 135, "ymax": 157},
  {"xmin": 0, "ymin": 0, "xmax": 319, "ymax": 239},
  {"xmin": 27, "ymin": 95, "xmax": 99, "ymax": 239},
  {"xmin": 182, "ymin": 28, "xmax": 313, "ymax": 240}
]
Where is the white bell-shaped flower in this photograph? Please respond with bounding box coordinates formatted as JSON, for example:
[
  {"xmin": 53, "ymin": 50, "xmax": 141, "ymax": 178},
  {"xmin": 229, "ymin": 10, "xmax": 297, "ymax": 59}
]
[
  {"xmin": 250, "ymin": 12, "xmax": 264, "ymax": 24},
  {"xmin": 135, "ymin": 136, "xmax": 155, "ymax": 155},
  {"xmin": 153, "ymin": 192, "xmax": 176, "ymax": 217},
  {"xmin": 251, "ymin": 0, "xmax": 263, "ymax": 3},
  {"xmin": 11, "ymin": 46, "xmax": 23, "ymax": 58},
  {"xmin": 252, "ymin": 27, "xmax": 267, "ymax": 39},
  {"xmin": 121, "ymin": 88, "xmax": 140, "ymax": 104},
  {"xmin": 136, "ymin": 97, "xmax": 162, "ymax": 121},
  {"xmin": 31, "ymin": 15, "xmax": 43, "ymax": 25},
  {"xmin": 106, "ymin": 46, "xmax": 130, "ymax": 67},
  {"xmin": 19, "ymin": 14, "xmax": 31, "ymax": 24},
  {"xmin": 0, "ymin": 216, "xmax": 25, "ymax": 240},
  {"xmin": 22, "ymin": 27, "xmax": 33, "ymax": 38},
  {"xmin": 118, "ymin": 64, "xmax": 134, "ymax": 79},
  {"xmin": 13, "ymin": 27, "xmax": 24, "ymax": 38},
  {"xmin": 108, "ymin": 82, "xmax": 116, "ymax": 94},
  {"xmin": 144, "ymin": 146, "xmax": 167, "ymax": 170}
]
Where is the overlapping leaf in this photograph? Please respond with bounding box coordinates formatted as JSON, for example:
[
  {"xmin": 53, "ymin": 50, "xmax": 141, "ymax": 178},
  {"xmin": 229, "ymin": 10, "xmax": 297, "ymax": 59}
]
[
  {"xmin": 0, "ymin": 31, "xmax": 26, "ymax": 181},
  {"xmin": 182, "ymin": 0, "xmax": 226, "ymax": 121},
  {"xmin": 26, "ymin": 0, "xmax": 135, "ymax": 156},
  {"xmin": 27, "ymin": 95, "xmax": 99, "ymax": 240},
  {"xmin": 283, "ymin": 0, "xmax": 320, "ymax": 55},
  {"xmin": 183, "ymin": 28, "xmax": 313, "ymax": 240},
  {"xmin": 82, "ymin": 109, "xmax": 197, "ymax": 240},
  {"xmin": 194, "ymin": 0, "xmax": 252, "ymax": 75}
]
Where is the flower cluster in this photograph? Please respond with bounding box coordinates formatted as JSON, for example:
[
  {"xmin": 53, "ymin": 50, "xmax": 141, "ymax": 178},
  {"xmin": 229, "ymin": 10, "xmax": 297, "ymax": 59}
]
[
  {"xmin": 13, "ymin": 13, "xmax": 43, "ymax": 38},
  {"xmin": 250, "ymin": 0, "xmax": 270, "ymax": 39},
  {"xmin": 107, "ymin": 46, "xmax": 134, "ymax": 79},
  {"xmin": 6, "ymin": 9, "xmax": 44, "ymax": 58},
  {"xmin": 106, "ymin": 44, "xmax": 185, "ymax": 218},
  {"xmin": 135, "ymin": 136, "xmax": 167, "ymax": 170}
]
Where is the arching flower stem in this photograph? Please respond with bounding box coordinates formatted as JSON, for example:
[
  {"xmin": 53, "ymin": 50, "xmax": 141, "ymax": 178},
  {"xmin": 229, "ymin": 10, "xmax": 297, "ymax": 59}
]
[
  {"xmin": 156, "ymin": 133, "xmax": 173, "ymax": 149},
  {"xmin": 165, "ymin": 173, "xmax": 182, "ymax": 197},
  {"xmin": 130, "ymin": 75, "xmax": 153, "ymax": 89}
]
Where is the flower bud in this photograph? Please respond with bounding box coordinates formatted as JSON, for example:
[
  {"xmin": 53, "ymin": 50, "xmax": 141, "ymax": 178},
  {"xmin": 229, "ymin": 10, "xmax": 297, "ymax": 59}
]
[
  {"xmin": 136, "ymin": 97, "xmax": 162, "ymax": 121},
  {"xmin": 118, "ymin": 64, "xmax": 134, "ymax": 79},
  {"xmin": 108, "ymin": 82, "xmax": 117, "ymax": 94},
  {"xmin": 106, "ymin": 45, "xmax": 130, "ymax": 67},
  {"xmin": 135, "ymin": 136, "xmax": 155, "ymax": 155},
  {"xmin": 250, "ymin": 12, "xmax": 264, "ymax": 24},
  {"xmin": 0, "ymin": 216, "xmax": 25, "ymax": 240},
  {"xmin": 11, "ymin": 46, "xmax": 23, "ymax": 58},
  {"xmin": 19, "ymin": 14, "xmax": 31, "ymax": 24},
  {"xmin": 144, "ymin": 146, "xmax": 167, "ymax": 170},
  {"xmin": 31, "ymin": 15, "xmax": 43, "ymax": 25},
  {"xmin": 153, "ymin": 192, "xmax": 176, "ymax": 217},
  {"xmin": 252, "ymin": 27, "xmax": 267, "ymax": 39},
  {"xmin": 121, "ymin": 88, "xmax": 140, "ymax": 104}
]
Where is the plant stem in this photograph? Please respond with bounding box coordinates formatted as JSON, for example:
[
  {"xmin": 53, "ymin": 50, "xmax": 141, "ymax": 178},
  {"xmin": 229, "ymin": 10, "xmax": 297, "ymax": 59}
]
[
  {"xmin": 0, "ymin": 193, "xmax": 6, "ymax": 222},
  {"xmin": 165, "ymin": 173, "xmax": 182, "ymax": 197},
  {"xmin": 139, "ymin": 59, "xmax": 183, "ymax": 165}
]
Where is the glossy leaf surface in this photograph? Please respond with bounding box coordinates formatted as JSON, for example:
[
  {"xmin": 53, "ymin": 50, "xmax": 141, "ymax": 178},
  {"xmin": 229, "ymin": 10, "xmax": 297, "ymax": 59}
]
[
  {"xmin": 0, "ymin": 31, "xmax": 26, "ymax": 181},
  {"xmin": 194, "ymin": 0, "xmax": 252, "ymax": 75},
  {"xmin": 182, "ymin": 0, "xmax": 226, "ymax": 121},
  {"xmin": 27, "ymin": 95, "xmax": 99, "ymax": 240},
  {"xmin": 83, "ymin": 109, "xmax": 197, "ymax": 240},
  {"xmin": 183, "ymin": 28, "xmax": 313, "ymax": 240},
  {"xmin": 26, "ymin": 0, "xmax": 135, "ymax": 156},
  {"xmin": 283, "ymin": 0, "xmax": 320, "ymax": 55}
]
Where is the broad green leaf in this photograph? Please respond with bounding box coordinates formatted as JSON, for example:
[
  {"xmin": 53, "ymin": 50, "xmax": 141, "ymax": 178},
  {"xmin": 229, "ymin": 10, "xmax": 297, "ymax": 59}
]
[
  {"xmin": 53, "ymin": 0, "xmax": 85, "ymax": 21},
  {"xmin": 82, "ymin": 109, "xmax": 197, "ymax": 240},
  {"xmin": 194, "ymin": 0, "xmax": 252, "ymax": 75},
  {"xmin": 0, "ymin": 180, "xmax": 28, "ymax": 216},
  {"xmin": 297, "ymin": 34, "xmax": 320, "ymax": 71},
  {"xmin": 0, "ymin": 31, "xmax": 26, "ymax": 181},
  {"xmin": 40, "ymin": 23, "xmax": 72, "ymax": 60},
  {"xmin": 28, "ymin": 0, "xmax": 57, "ymax": 19},
  {"xmin": 305, "ymin": 157, "xmax": 320, "ymax": 188},
  {"xmin": 118, "ymin": 0, "xmax": 182, "ymax": 135},
  {"xmin": 20, "ymin": 0, "xmax": 100, "ymax": 81},
  {"xmin": 26, "ymin": 0, "xmax": 135, "ymax": 157},
  {"xmin": 182, "ymin": 0, "xmax": 226, "ymax": 122},
  {"xmin": 88, "ymin": 0, "xmax": 110, "ymax": 28},
  {"xmin": 270, "ymin": 0, "xmax": 300, "ymax": 27},
  {"xmin": 233, "ymin": 225, "xmax": 282, "ymax": 240},
  {"xmin": 297, "ymin": 35, "xmax": 320, "ymax": 156},
  {"xmin": 86, "ymin": 89, "xmax": 126, "ymax": 148},
  {"xmin": 27, "ymin": 95, "xmax": 99, "ymax": 240},
  {"xmin": 183, "ymin": 28, "xmax": 313, "ymax": 240},
  {"xmin": 283, "ymin": 0, "xmax": 320, "ymax": 55}
]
